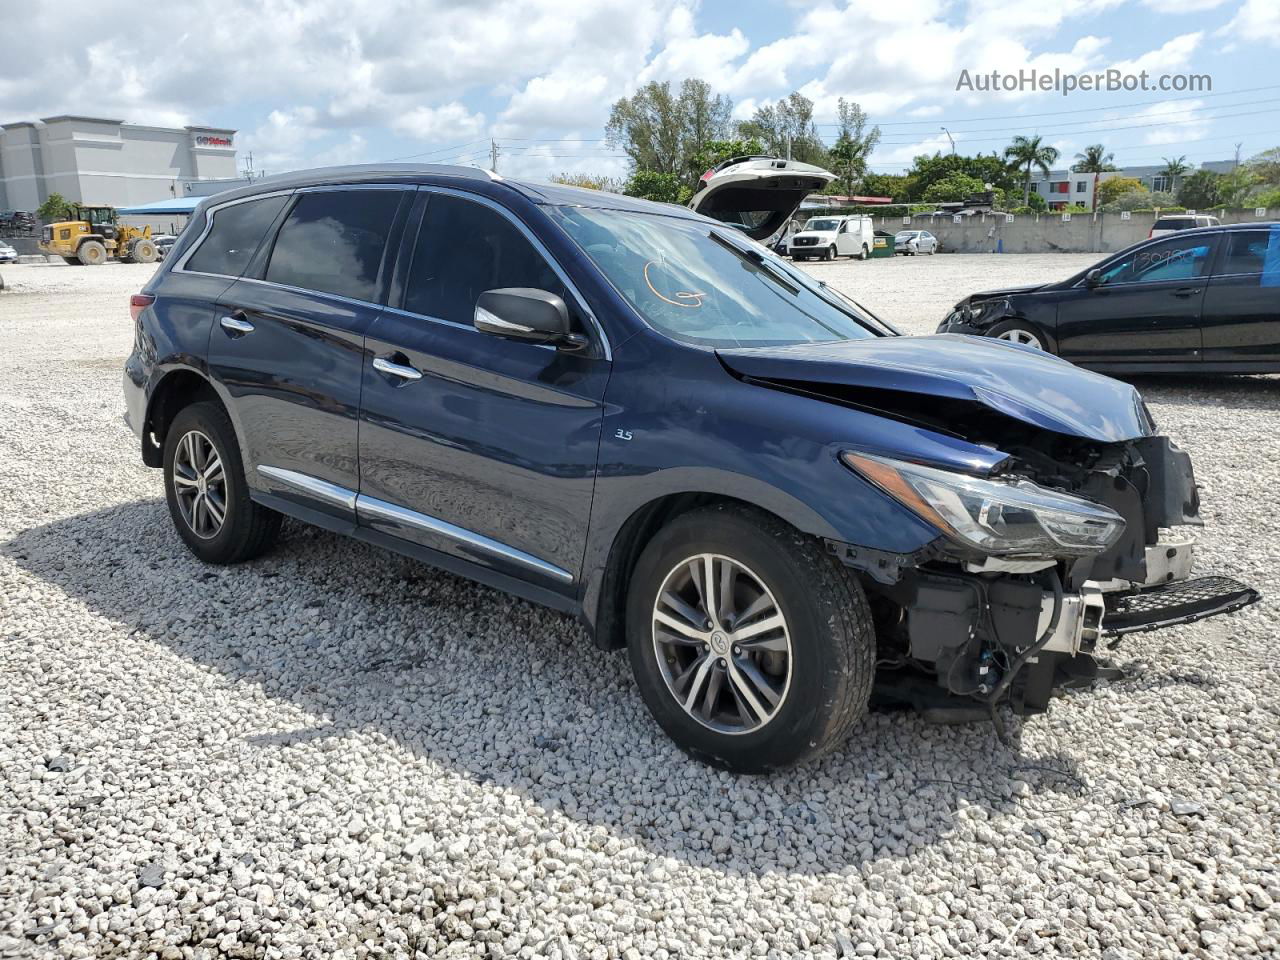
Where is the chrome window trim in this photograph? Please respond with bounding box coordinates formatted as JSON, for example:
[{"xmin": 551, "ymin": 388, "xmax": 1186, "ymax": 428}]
[
  {"xmin": 171, "ymin": 188, "xmax": 295, "ymax": 278},
  {"xmin": 234, "ymin": 274, "xmax": 387, "ymax": 312},
  {"xmin": 409, "ymin": 185, "xmax": 612, "ymax": 360},
  {"xmin": 295, "ymin": 183, "xmax": 417, "ymax": 194},
  {"xmin": 355, "ymin": 493, "xmax": 574, "ymax": 583},
  {"xmin": 257, "ymin": 465, "xmax": 357, "ymax": 512}
]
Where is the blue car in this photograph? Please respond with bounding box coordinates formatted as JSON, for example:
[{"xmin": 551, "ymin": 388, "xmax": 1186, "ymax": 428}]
[{"xmin": 123, "ymin": 164, "xmax": 1257, "ymax": 772}]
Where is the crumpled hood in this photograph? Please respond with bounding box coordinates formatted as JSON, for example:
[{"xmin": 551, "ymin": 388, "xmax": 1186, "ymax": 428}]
[{"xmin": 717, "ymin": 334, "xmax": 1152, "ymax": 443}]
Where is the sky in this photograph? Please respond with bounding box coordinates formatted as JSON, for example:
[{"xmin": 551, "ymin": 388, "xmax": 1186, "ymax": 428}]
[{"xmin": 4, "ymin": 0, "xmax": 1280, "ymax": 182}]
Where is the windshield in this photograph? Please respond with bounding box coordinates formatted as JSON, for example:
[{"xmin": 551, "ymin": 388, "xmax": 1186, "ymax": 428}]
[
  {"xmin": 804, "ymin": 218, "xmax": 840, "ymax": 232},
  {"xmin": 552, "ymin": 206, "xmax": 885, "ymax": 348}
]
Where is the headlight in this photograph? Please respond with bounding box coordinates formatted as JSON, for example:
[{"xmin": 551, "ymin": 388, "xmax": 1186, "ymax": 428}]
[
  {"xmin": 841, "ymin": 452, "xmax": 1125, "ymax": 557},
  {"xmin": 965, "ymin": 298, "xmax": 1010, "ymax": 322}
]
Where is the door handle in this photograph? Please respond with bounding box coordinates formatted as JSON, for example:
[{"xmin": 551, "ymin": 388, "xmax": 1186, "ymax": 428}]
[
  {"xmin": 373, "ymin": 356, "xmax": 423, "ymax": 381},
  {"xmin": 219, "ymin": 314, "xmax": 254, "ymax": 335},
  {"xmin": 1172, "ymin": 287, "xmax": 1202, "ymax": 298}
]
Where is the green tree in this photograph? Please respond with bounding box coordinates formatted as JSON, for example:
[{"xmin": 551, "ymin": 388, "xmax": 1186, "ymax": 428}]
[
  {"xmin": 1097, "ymin": 176, "xmax": 1147, "ymax": 207},
  {"xmin": 901, "ymin": 152, "xmax": 1016, "ymax": 201},
  {"xmin": 606, "ymin": 79, "xmax": 733, "ymax": 179},
  {"xmin": 1245, "ymin": 147, "xmax": 1280, "ymax": 186},
  {"xmin": 737, "ymin": 92, "xmax": 828, "ymax": 167},
  {"xmin": 1216, "ymin": 167, "xmax": 1258, "ymax": 206},
  {"xmin": 921, "ymin": 173, "xmax": 985, "ymax": 203},
  {"xmin": 862, "ymin": 173, "xmax": 911, "ymax": 200},
  {"xmin": 1160, "ymin": 155, "xmax": 1189, "ymax": 183},
  {"xmin": 827, "ymin": 98, "xmax": 880, "ymax": 195},
  {"xmin": 1177, "ymin": 170, "xmax": 1222, "ymax": 209},
  {"xmin": 622, "ymin": 170, "xmax": 689, "ymax": 204},
  {"xmin": 37, "ymin": 193, "xmax": 75, "ymax": 222},
  {"xmin": 1072, "ymin": 144, "xmax": 1115, "ymax": 210},
  {"xmin": 1025, "ymin": 192, "xmax": 1047, "ymax": 212},
  {"xmin": 1003, "ymin": 135, "xmax": 1060, "ymax": 206}
]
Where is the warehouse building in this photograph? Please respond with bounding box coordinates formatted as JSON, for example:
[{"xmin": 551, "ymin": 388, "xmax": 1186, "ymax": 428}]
[{"xmin": 0, "ymin": 115, "xmax": 238, "ymax": 213}]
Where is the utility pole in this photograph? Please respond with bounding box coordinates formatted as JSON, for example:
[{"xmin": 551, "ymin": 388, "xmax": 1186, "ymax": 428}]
[
  {"xmin": 785, "ymin": 135, "xmax": 791, "ymax": 161},
  {"xmin": 941, "ymin": 127, "xmax": 955, "ymax": 155},
  {"xmin": 242, "ymin": 151, "xmax": 255, "ymax": 181},
  {"xmin": 1234, "ymin": 142, "xmax": 1242, "ymax": 169},
  {"xmin": 490, "ymin": 139, "xmax": 500, "ymax": 173}
]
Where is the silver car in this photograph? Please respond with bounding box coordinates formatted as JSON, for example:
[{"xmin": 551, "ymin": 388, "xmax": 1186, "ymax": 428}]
[
  {"xmin": 0, "ymin": 241, "xmax": 17, "ymax": 263},
  {"xmin": 895, "ymin": 230, "xmax": 938, "ymax": 255}
]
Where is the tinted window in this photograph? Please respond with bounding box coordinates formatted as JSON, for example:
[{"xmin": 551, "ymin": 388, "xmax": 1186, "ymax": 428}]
[
  {"xmin": 1098, "ymin": 235, "xmax": 1214, "ymax": 285},
  {"xmin": 1152, "ymin": 217, "xmax": 1193, "ymax": 231},
  {"xmin": 265, "ymin": 190, "xmax": 402, "ymax": 302},
  {"xmin": 404, "ymin": 194, "xmax": 567, "ymax": 325},
  {"xmin": 1219, "ymin": 231, "xmax": 1270, "ymax": 275},
  {"xmin": 185, "ymin": 195, "xmax": 288, "ymax": 276}
]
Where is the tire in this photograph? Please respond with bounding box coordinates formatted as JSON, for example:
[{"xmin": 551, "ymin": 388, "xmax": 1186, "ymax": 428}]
[
  {"xmin": 131, "ymin": 239, "xmax": 158, "ymax": 263},
  {"xmin": 825, "ymin": 245, "xmax": 837, "ymax": 262},
  {"xmin": 988, "ymin": 318, "xmax": 1049, "ymax": 351},
  {"xmin": 626, "ymin": 504, "xmax": 875, "ymax": 773},
  {"xmin": 62, "ymin": 256, "xmax": 81, "ymax": 265},
  {"xmin": 77, "ymin": 240, "xmax": 107, "ymax": 265},
  {"xmin": 859, "ymin": 244, "xmax": 869, "ymax": 261},
  {"xmin": 162, "ymin": 401, "xmax": 281, "ymax": 564}
]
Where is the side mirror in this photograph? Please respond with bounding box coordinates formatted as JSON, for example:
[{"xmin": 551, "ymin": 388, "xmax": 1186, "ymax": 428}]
[
  {"xmin": 474, "ymin": 288, "xmax": 586, "ymax": 350},
  {"xmin": 1085, "ymin": 268, "xmax": 1102, "ymax": 288}
]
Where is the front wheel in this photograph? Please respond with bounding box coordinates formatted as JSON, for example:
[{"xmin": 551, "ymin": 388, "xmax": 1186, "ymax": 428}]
[
  {"xmin": 989, "ymin": 318, "xmax": 1049, "ymax": 351},
  {"xmin": 163, "ymin": 402, "xmax": 281, "ymax": 564},
  {"xmin": 131, "ymin": 239, "xmax": 158, "ymax": 264},
  {"xmin": 824, "ymin": 245, "xmax": 836, "ymax": 262},
  {"xmin": 626, "ymin": 505, "xmax": 875, "ymax": 773}
]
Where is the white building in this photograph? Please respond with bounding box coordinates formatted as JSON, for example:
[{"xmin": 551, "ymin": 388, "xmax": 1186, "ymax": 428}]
[
  {"xmin": 0, "ymin": 115, "xmax": 237, "ymax": 213},
  {"xmin": 1027, "ymin": 159, "xmax": 1238, "ymax": 210}
]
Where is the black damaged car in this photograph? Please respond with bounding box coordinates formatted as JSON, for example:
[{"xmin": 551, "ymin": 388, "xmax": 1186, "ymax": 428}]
[{"xmin": 938, "ymin": 222, "xmax": 1280, "ymax": 374}]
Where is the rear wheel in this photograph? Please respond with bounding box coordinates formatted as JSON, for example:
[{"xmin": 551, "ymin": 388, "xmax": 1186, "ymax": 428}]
[
  {"xmin": 626, "ymin": 505, "xmax": 874, "ymax": 772},
  {"xmin": 859, "ymin": 244, "xmax": 870, "ymax": 260},
  {"xmin": 163, "ymin": 401, "xmax": 281, "ymax": 564},
  {"xmin": 77, "ymin": 240, "xmax": 107, "ymax": 265},
  {"xmin": 989, "ymin": 318, "xmax": 1048, "ymax": 350}
]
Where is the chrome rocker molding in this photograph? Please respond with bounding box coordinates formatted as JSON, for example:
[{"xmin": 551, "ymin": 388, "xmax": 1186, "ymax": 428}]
[
  {"xmin": 258, "ymin": 465, "xmax": 357, "ymax": 511},
  {"xmin": 256, "ymin": 465, "xmax": 573, "ymax": 584}
]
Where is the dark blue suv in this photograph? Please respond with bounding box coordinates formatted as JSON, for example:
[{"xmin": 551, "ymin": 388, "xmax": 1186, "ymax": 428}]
[{"xmin": 124, "ymin": 164, "xmax": 1257, "ymax": 772}]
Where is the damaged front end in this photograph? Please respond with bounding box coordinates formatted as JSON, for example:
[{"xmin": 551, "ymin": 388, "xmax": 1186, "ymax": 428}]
[
  {"xmin": 834, "ymin": 432, "xmax": 1258, "ymax": 718},
  {"xmin": 716, "ymin": 335, "xmax": 1259, "ymax": 720}
]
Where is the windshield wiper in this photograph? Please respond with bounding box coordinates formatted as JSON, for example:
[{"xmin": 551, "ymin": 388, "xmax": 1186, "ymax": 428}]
[{"xmin": 708, "ymin": 231, "xmax": 800, "ymax": 294}]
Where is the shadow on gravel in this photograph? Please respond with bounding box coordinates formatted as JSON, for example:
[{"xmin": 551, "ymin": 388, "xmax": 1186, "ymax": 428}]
[
  {"xmin": 5, "ymin": 500, "xmax": 1087, "ymax": 877},
  {"xmin": 1122, "ymin": 372, "xmax": 1280, "ymax": 412}
]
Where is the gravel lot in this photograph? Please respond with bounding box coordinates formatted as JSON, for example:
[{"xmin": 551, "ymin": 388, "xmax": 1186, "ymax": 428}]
[{"xmin": 2, "ymin": 256, "xmax": 1278, "ymax": 959}]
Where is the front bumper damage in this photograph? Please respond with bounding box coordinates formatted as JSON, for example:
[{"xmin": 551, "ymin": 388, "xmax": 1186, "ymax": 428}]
[{"xmin": 833, "ymin": 435, "xmax": 1260, "ymax": 717}]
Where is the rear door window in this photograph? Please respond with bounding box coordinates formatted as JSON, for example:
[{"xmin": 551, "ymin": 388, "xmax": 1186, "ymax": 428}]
[
  {"xmin": 264, "ymin": 190, "xmax": 402, "ymax": 302},
  {"xmin": 184, "ymin": 195, "xmax": 288, "ymax": 277},
  {"xmin": 402, "ymin": 193, "xmax": 568, "ymax": 326}
]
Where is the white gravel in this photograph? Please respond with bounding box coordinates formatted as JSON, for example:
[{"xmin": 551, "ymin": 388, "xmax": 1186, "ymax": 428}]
[{"xmin": 1, "ymin": 257, "xmax": 1278, "ymax": 959}]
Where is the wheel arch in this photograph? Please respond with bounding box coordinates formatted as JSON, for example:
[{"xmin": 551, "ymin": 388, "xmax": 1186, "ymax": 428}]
[{"xmin": 141, "ymin": 367, "xmax": 227, "ymax": 467}]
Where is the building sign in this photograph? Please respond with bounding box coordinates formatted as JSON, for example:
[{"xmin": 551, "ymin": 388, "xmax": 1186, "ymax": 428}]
[{"xmin": 195, "ymin": 134, "xmax": 233, "ymax": 147}]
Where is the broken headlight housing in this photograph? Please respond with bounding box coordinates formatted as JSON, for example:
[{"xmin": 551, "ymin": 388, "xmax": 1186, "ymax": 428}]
[{"xmin": 842, "ymin": 452, "xmax": 1126, "ymax": 557}]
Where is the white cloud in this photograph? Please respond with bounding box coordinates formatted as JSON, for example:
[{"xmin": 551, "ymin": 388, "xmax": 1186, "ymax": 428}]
[
  {"xmin": 1217, "ymin": 0, "xmax": 1280, "ymax": 48},
  {"xmin": 392, "ymin": 102, "xmax": 486, "ymax": 142}
]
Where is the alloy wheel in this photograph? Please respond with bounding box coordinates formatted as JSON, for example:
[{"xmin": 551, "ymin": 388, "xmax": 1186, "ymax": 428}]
[
  {"xmin": 172, "ymin": 429, "xmax": 227, "ymax": 539},
  {"xmin": 997, "ymin": 328, "xmax": 1044, "ymax": 349},
  {"xmin": 651, "ymin": 553, "xmax": 792, "ymax": 734}
]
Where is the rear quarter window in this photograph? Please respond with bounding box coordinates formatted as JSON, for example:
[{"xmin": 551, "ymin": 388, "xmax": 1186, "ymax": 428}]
[{"xmin": 184, "ymin": 195, "xmax": 289, "ymax": 277}]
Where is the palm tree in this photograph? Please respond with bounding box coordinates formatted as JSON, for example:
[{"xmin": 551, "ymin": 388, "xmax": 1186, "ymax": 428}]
[
  {"xmin": 1160, "ymin": 155, "xmax": 1190, "ymax": 193},
  {"xmin": 1072, "ymin": 144, "xmax": 1115, "ymax": 211},
  {"xmin": 1005, "ymin": 135, "xmax": 1061, "ymax": 207}
]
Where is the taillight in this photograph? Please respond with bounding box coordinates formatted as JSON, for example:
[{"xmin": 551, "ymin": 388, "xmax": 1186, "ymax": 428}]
[{"xmin": 130, "ymin": 293, "xmax": 155, "ymax": 322}]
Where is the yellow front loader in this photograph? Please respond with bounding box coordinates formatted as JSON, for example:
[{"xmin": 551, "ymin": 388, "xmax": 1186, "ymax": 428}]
[{"xmin": 38, "ymin": 205, "xmax": 158, "ymax": 265}]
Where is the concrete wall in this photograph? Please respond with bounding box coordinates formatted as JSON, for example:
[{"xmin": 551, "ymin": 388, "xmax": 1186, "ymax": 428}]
[{"xmin": 879, "ymin": 208, "xmax": 1278, "ymax": 254}]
